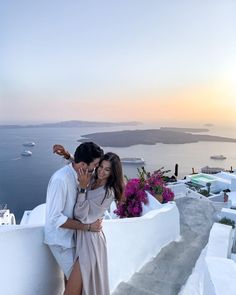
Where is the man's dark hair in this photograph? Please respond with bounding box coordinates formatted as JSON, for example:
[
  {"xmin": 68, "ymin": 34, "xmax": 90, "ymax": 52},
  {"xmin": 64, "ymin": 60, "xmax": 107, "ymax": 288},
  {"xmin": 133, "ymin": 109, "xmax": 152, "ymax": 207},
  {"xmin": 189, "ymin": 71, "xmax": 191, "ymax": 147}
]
[{"xmin": 74, "ymin": 142, "xmax": 104, "ymax": 164}]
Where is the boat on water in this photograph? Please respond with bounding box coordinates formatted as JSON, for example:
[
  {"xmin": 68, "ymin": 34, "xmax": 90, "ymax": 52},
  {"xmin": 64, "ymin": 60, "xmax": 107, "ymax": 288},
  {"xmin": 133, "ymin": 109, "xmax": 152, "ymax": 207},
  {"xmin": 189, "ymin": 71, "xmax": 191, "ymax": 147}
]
[
  {"xmin": 210, "ymin": 155, "xmax": 226, "ymax": 160},
  {"xmin": 121, "ymin": 157, "xmax": 145, "ymax": 164},
  {"xmin": 21, "ymin": 150, "xmax": 32, "ymax": 157},
  {"xmin": 23, "ymin": 142, "xmax": 35, "ymax": 147}
]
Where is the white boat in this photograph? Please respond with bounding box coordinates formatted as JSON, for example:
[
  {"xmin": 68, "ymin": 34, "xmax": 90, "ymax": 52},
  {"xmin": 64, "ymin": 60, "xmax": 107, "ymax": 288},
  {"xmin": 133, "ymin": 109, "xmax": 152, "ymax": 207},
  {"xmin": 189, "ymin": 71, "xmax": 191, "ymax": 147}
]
[
  {"xmin": 21, "ymin": 150, "xmax": 32, "ymax": 157},
  {"xmin": 121, "ymin": 157, "xmax": 145, "ymax": 164},
  {"xmin": 23, "ymin": 142, "xmax": 35, "ymax": 147},
  {"xmin": 210, "ymin": 155, "xmax": 226, "ymax": 160}
]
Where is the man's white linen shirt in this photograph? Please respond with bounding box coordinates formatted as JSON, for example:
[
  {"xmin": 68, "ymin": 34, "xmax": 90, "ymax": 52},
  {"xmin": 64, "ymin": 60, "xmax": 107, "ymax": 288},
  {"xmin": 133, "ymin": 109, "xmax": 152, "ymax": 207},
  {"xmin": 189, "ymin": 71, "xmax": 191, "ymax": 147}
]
[{"xmin": 44, "ymin": 163, "xmax": 79, "ymax": 248}]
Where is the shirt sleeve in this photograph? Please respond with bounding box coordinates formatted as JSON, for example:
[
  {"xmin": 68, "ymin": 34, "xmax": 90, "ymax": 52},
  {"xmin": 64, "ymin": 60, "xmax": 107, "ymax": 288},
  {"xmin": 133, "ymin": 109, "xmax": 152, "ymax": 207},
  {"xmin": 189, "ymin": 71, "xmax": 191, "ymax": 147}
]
[{"xmin": 46, "ymin": 177, "xmax": 68, "ymax": 228}]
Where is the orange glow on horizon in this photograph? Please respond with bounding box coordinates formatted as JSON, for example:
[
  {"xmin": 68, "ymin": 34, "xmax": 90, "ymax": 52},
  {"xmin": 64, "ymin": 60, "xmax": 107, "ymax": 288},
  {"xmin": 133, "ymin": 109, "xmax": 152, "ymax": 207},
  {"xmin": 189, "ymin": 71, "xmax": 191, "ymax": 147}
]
[
  {"xmin": 2, "ymin": 81, "xmax": 235, "ymax": 126},
  {"xmin": 90, "ymin": 83, "xmax": 236, "ymax": 124}
]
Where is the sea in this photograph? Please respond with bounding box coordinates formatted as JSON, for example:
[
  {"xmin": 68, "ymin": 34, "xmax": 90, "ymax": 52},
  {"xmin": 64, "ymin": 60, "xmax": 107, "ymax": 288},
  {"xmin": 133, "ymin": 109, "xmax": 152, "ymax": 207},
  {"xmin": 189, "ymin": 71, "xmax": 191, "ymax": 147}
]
[{"xmin": 0, "ymin": 122, "xmax": 236, "ymax": 222}]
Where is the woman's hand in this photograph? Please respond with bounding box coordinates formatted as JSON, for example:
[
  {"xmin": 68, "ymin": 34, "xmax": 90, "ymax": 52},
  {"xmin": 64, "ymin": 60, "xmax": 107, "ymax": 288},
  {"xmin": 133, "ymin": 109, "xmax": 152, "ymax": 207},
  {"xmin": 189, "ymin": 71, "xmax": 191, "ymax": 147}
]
[
  {"xmin": 77, "ymin": 168, "xmax": 91, "ymax": 189},
  {"xmin": 53, "ymin": 144, "xmax": 70, "ymax": 159}
]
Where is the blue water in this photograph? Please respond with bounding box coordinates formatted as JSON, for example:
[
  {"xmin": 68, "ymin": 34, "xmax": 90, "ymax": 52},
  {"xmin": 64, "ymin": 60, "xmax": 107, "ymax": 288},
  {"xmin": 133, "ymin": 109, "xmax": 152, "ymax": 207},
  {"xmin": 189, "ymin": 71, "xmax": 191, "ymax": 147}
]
[{"xmin": 0, "ymin": 124, "xmax": 236, "ymax": 222}]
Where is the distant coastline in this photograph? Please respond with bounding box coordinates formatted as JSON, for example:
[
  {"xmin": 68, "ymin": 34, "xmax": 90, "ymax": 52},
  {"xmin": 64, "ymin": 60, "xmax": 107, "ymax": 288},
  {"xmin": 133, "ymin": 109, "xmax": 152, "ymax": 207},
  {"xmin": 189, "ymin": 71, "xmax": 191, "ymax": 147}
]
[
  {"xmin": 0, "ymin": 120, "xmax": 142, "ymax": 129},
  {"xmin": 78, "ymin": 128, "xmax": 236, "ymax": 147},
  {"xmin": 160, "ymin": 127, "xmax": 209, "ymax": 133}
]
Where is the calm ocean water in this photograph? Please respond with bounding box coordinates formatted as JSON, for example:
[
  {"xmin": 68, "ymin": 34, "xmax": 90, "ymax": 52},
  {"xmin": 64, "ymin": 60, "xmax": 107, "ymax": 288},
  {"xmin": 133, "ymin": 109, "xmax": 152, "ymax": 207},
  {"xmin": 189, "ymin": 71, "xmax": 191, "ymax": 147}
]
[{"xmin": 0, "ymin": 123, "xmax": 236, "ymax": 222}]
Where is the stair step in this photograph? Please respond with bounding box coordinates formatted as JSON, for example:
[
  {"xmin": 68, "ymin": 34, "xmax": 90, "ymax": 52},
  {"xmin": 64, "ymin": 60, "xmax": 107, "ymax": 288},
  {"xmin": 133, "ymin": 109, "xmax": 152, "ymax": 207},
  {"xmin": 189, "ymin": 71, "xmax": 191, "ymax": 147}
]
[
  {"xmin": 112, "ymin": 198, "xmax": 216, "ymax": 295},
  {"xmin": 130, "ymin": 272, "xmax": 182, "ymax": 295},
  {"xmin": 112, "ymin": 281, "xmax": 157, "ymax": 295},
  {"xmin": 138, "ymin": 235, "xmax": 207, "ymax": 283}
]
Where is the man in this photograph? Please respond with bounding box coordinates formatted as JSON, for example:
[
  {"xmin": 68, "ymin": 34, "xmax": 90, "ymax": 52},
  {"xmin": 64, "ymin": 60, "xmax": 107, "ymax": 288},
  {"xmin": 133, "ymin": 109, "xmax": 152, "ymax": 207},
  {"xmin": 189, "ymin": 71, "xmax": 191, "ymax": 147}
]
[{"xmin": 44, "ymin": 142, "xmax": 104, "ymax": 280}]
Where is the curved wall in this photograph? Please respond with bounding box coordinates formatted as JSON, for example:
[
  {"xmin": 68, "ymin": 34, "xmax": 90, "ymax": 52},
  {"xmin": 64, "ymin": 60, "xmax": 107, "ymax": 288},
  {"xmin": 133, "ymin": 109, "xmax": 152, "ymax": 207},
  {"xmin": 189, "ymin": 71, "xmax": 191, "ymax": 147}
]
[{"xmin": 0, "ymin": 202, "xmax": 180, "ymax": 295}]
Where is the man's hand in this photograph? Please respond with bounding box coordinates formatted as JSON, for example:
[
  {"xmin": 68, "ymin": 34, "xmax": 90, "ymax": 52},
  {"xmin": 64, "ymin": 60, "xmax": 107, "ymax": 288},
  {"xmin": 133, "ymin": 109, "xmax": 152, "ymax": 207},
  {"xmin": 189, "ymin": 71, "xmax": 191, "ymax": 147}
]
[
  {"xmin": 53, "ymin": 144, "xmax": 70, "ymax": 159},
  {"xmin": 61, "ymin": 218, "xmax": 103, "ymax": 232},
  {"xmin": 90, "ymin": 219, "xmax": 103, "ymax": 232}
]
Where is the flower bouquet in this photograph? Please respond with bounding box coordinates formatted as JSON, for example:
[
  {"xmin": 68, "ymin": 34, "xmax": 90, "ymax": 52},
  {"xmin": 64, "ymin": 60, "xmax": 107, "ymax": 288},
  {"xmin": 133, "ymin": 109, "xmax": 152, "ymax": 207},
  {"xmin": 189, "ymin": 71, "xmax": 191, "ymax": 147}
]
[
  {"xmin": 114, "ymin": 177, "xmax": 148, "ymax": 218},
  {"xmin": 144, "ymin": 168, "xmax": 175, "ymax": 203},
  {"xmin": 114, "ymin": 167, "xmax": 175, "ymax": 218}
]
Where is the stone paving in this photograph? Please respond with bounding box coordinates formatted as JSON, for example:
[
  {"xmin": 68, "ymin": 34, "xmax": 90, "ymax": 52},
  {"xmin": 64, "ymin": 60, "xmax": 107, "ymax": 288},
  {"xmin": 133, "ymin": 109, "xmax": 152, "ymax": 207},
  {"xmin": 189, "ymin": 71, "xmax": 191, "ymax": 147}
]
[{"xmin": 112, "ymin": 197, "xmax": 217, "ymax": 295}]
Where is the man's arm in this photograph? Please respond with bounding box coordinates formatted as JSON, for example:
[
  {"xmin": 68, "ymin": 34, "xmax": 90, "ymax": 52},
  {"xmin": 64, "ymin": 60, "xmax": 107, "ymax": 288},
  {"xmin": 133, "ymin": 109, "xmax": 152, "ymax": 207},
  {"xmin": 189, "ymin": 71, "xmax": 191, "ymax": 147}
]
[
  {"xmin": 53, "ymin": 144, "xmax": 73, "ymax": 161},
  {"xmin": 60, "ymin": 218, "xmax": 102, "ymax": 232},
  {"xmin": 47, "ymin": 171, "xmax": 102, "ymax": 232}
]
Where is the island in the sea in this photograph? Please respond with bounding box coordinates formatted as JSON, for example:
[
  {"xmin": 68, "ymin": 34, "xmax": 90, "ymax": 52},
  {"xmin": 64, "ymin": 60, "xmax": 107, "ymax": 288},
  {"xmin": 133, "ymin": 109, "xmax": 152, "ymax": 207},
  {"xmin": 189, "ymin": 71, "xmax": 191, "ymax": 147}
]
[
  {"xmin": 204, "ymin": 123, "xmax": 214, "ymax": 127},
  {"xmin": 0, "ymin": 120, "xmax": 142, "ymax": 129},
  {"xmin": 78, "ymin": 128, "xmax": 236, "ymax": 147},
  {"xmin": 160, "ymin": 127, "xmax": 209, "ymax": 133}
]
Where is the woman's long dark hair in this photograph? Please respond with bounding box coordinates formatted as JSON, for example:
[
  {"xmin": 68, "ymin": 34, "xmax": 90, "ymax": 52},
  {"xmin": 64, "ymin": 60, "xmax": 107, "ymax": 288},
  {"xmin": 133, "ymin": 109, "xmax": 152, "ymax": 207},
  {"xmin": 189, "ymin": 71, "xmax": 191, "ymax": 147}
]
[{"xmin": 94, "ymin": 152, "xmax": 124, "ymax": 204}]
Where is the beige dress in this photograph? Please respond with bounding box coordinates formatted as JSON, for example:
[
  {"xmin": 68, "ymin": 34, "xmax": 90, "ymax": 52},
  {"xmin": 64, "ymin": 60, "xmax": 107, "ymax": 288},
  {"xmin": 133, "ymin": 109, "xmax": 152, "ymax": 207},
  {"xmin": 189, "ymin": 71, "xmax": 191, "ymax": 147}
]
[{"xmin": 74, "ymin": 186, "xmax": 114, "ymax": 295}]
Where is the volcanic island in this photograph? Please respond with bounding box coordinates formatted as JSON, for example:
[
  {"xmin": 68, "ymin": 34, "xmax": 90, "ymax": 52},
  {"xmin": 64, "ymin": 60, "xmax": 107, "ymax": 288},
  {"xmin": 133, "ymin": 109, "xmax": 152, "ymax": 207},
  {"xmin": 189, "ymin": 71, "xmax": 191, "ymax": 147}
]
[{"xmin": 78, "ymin": 128, "xmax": 236, "ymax": 147}]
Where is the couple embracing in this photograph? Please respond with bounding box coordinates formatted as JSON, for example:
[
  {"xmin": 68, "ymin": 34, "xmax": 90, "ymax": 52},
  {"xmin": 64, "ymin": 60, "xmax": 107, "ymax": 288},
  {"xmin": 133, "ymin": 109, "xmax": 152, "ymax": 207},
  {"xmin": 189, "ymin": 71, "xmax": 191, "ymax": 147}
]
[{"xmin": 44, "ymin": 142, "xmax": 124, "ymax": 295}]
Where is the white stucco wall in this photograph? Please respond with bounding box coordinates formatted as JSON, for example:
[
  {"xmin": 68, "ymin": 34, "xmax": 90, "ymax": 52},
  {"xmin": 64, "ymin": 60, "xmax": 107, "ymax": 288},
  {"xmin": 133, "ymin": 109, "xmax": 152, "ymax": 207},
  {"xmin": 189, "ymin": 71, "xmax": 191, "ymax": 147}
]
[
  {"xmin": 20, "ymin": 203, "xmax": 46, "ymax": 225},
  {"xmin": 221, "ymin": 207, "xmax": 236, "ymax": 223},
  {"xmin": 204, "ymin": 257, "xmax": 236, "ymax": 295},
  {"xmin": 0, "ymin": 202, "xmax": 180, "ymax": 295},
  {"xmin": 167, "ymin": 182, "xmax": 188, "ymax": 199},
  {"xmin": 206, "ymin": 223, "xmax": 233, "ymax": 259},
  {"xmin": 180, "ymin": 223, "xmax": 236, "ymax": 295},
  {"xmin": 105, "ymin": 202, "xmax": 180, "ymax": 292},
  {"xmin": 0, "ymin": 226, "xmax": 64, "ymax": 295}
]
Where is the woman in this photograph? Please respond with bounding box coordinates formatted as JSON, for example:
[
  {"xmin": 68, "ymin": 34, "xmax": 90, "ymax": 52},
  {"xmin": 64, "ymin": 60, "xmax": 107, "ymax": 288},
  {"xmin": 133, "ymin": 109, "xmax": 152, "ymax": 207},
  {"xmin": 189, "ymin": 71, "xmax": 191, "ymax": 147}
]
[{"xmin": 53, "ymin": 146, "xmax": 124, "ymax": 295}]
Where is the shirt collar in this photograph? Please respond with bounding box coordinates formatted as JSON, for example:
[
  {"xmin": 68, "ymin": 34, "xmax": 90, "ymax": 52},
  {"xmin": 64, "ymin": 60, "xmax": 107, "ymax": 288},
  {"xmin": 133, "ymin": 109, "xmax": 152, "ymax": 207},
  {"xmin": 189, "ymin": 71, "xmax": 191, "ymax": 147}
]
[{"xmin": 68, "ymin": 163, "xmax": 79, "ymax": 186}]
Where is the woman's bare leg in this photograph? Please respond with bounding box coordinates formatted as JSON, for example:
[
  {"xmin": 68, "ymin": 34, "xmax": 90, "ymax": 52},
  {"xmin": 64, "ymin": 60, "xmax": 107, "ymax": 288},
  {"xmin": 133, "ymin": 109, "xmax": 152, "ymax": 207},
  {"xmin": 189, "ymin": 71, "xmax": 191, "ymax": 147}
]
[{"xmin": 64, "ymin": 260, "xmax": 82, "ymax": 295}]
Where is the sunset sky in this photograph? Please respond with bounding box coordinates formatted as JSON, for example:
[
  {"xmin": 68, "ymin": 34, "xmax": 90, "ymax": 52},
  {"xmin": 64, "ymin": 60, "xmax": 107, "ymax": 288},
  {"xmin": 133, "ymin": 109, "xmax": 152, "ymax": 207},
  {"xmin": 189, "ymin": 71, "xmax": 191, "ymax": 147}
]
[{"xmin": 1, "ymin": 0, "xmax": 236, "ymax": 126}]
